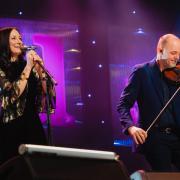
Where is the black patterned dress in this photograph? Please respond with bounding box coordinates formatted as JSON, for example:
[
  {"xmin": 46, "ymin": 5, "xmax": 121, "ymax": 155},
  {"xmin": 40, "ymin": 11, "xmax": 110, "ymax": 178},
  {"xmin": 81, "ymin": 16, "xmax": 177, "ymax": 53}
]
[{"xmin": 0, "ymin": 59, "xmax": 56, "ymax": 165}]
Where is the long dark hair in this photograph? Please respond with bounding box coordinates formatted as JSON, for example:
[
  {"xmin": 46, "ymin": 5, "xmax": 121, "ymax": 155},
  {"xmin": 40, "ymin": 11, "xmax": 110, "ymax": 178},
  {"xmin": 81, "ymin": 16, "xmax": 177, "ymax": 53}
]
[
  {"xmin": 0, "ymin": 27, "xmax": 15, "ymax": 60},
  {"xmin": 0, "ymin": 27, "xmax": 26, "ymax": 81}
]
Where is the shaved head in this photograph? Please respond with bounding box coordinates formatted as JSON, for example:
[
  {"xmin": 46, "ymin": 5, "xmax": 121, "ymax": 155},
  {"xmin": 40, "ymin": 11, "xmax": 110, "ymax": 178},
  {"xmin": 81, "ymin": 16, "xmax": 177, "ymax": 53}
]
[
  {"xmin": 156, "ymin": 34, "xmax": 180, "ymax": 70},
  {"xmin": 157, "ymin": 34, "xmax": 179, "ymax": 52}
]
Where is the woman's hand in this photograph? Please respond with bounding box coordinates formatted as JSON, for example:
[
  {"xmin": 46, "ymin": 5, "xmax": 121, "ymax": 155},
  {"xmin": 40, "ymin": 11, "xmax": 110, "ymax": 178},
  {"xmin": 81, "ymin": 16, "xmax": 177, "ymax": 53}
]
[{"xmin": 26, "ymin": 50, "xmax": 44, "ymax": 73}]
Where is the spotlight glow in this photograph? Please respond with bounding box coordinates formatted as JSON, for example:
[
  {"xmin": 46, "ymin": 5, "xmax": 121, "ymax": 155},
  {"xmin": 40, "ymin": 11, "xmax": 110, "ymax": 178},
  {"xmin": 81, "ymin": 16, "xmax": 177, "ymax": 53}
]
[
  {"xmin": 72, "ymin": 66, "xmax": 81, "ymax": 70},
  {"xmin": 136, "ymin": 28, "xmax": 145, "ymax": 34},
  {"xmin": 76, "ymin": 102, "xmax": 84, "ymax": 106},
  {"xmin": 113, "ymin": 139, "xmax": 133, "ymax": 147},
  {"xmin": 92, "ymin": 40, "xmax": 96, "ymax": 44},
  {"xmin": 65, "ymin": 48, "xmax": 81, "ymax": 53},
  {"xmin": 18, "ymin": 11, "xmax": 23, "ymax": 15}
]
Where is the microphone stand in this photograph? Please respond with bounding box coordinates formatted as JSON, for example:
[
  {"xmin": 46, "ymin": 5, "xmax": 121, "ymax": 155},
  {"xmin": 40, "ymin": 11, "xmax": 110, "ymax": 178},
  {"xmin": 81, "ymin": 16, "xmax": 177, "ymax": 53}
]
[
  {"xmin": 146, "ymin": 86, "xmax": 180, "ymax": 133},
  {"xmin": 35, "ymin": 61, "xmax": 57, "ymax": 146}
]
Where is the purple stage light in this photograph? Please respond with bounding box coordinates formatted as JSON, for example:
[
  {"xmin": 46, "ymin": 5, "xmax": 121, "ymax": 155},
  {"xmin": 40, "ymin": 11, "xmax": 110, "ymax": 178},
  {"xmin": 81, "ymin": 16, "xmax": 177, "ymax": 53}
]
[
  {"xmin": 32, "ymin": 34, "xmax": 67, "ymax": 126},
  {"xmin": 136, "ymin": 28, "xmax": 145, "ymax": 34},
  {"xmin": 0, "ymin": 18, "xmax": 80, "ymax": 126},
  {"xmin": 92, "ymin": 40, "xmax": 96, "ymax": 44},
  {"xmin": 76, "ymin": 102, "xmax": 84, "ymax": 106},
  {"xmin": 132, "ymin": 10, "xmax": 136, "ymax": 14}
]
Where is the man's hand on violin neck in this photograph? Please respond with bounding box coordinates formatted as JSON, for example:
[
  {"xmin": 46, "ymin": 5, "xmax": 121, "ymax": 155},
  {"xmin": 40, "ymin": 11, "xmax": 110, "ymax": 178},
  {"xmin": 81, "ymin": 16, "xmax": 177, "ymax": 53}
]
[{"xmin": 128, "ymin": 126, "xmax": 148, "ymax": 145}]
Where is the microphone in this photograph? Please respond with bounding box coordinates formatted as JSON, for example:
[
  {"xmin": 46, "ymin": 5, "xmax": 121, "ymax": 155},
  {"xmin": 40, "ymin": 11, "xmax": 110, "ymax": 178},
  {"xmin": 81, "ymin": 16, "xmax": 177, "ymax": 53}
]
[
  {"xmin": 21, "ymin": 45, "xmax": 58, "ymax": 85},
  {"xmin": 21, "ymin": 45, "xmax": 37, "ymax": 51}
]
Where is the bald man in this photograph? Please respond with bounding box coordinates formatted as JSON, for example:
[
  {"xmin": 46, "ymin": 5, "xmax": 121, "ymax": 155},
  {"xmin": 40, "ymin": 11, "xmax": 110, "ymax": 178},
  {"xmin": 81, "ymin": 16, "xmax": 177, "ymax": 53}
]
[{"xmin": 117, "ymin": 34, "xmax": 180, "ymax": 171}]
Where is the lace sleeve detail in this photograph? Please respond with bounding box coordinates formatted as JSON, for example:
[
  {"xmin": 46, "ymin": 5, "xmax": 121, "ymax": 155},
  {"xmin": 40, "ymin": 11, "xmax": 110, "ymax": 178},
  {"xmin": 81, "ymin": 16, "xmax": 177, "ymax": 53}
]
[
  {"xmin": 0, "ymin": 67, "xmax": 27, "ymax": 123},
  {"xmin": 0, "ymin": 68, "xmax": 22, "ymax": 107}
]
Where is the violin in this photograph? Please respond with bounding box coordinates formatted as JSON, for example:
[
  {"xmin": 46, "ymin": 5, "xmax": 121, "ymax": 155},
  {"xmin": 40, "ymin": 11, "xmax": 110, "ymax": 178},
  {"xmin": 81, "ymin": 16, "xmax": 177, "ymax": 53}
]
[{"xmin": 162, "ymin": 62, "xmax": 180, "ymax": 83}]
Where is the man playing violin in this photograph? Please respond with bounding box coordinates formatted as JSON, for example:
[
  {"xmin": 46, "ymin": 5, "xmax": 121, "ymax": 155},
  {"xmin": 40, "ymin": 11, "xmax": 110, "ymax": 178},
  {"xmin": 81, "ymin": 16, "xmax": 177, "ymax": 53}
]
[{"xmin": 117, "ymin": 34, "xmax": 180, "ymax": 171}]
